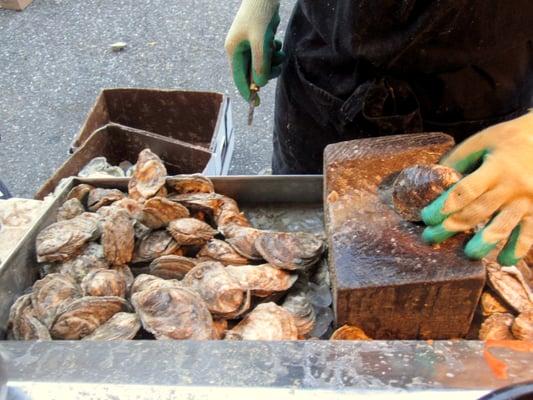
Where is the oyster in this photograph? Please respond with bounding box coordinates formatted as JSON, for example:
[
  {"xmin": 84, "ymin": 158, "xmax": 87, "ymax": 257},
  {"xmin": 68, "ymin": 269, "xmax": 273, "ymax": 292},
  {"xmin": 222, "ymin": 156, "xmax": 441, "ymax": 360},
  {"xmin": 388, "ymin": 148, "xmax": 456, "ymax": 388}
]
[
  {"xmin": 225, "ymin": 226, "xmax": 263, "ymax": 260},
  {"xmin": 225, "ymin": 302, "xmax": 298, "ymax": 340},
  {"xmin": 114, "ymin": 198, "xmax": 144, "ymax": 220},
  {"xmin": 133, "ymin": 230, "xmax": 179, "ymax": 263},
  {"xmin": 36, "ymin": 213, "xmax": 100, "ymax": 262},
  {"xmin": 87, "ymin": 188, "xmax": 125, "ymax": 212},
  {"xmin": 255, "ymin": 231, "xmax": 325, "ymax": 270},
  {"xmin": 130, "ymin": 274, "xmax": 174, "ymax": 296},
  {"xmin": 149, "ymin": 255, "xmax": 197, "ymax": 279},
  {"xmin": 50, "ymin": 296, "xmax": 130, "ymax": 340},
  {"xmin": 479, "ymin": 313, "xmax": 515, "ymax": 340},
  {"xmin": 197, "ymin": 239, "xmax": 249, "ymax": 265},
  {"xmin": 168, "ymin": 193, "xmax": 223, "ymax": 217},
  {"xmin": 182, "ymin": 261, "xmax": 251, "ymax": 318},
  {"xmin": 225, "ymin": 264, "xmax": 298, "ymax": 297},
  {"xmin": 486, "ymin": 262, "xmax": 533, "ymax": 313},
  {"xmin": 128, "ymin": 149, "xmax": 167, "ymax": 200},
  {"xmin": 511, "ymin": 310, "xmax": 533, "ymax": 341},
  {"xmin": 330, "ymin": 325, "xmax": 371, "ymax": 340},
  {"xmin": 166, "ymin": 174, "xmax": 214, "ymax": 194},
  {"xmin": 66, "ymin": 184, "xmax": 94, "ymax": 205},
  {"xmin": 58, "ymin": 242, "xmax": 109, "ymax": 283},
  {"xmin": 140, "ymin": 197, "xmax": 190, "ymax": 229},
  {"xmin": 82, "ymin": 312, "xmax": 141, "ymax": 340},
  {"xmin": 111, "ymin": 265, "xmax": 135, "ymax": 294},
  {"xmin": 131, "ymin": 277, "xmax": 214, "ymax": 340},
  {"xmin": 133, "ymin": 221, "xmax": 151, "ymax": 240},
  {"xmin": 212, "ymin": 319, "xmax": 228, "ymax": 340},
  {"xmin": 81, "ymin": 269, "xmax": 127, "ymax": 298},
  {"xmin": 282, "ymin": 284, "xmax": 316, "ymax": 338},
  {"xmin": 8, "ymin": 294, "xmax": 50, "ymax": 340},
  {"xmin": 167, "ymin": 218, "xmax": 217, "ymax": 246},
  {"xmin": 101, "ymin": 208, "xmax": 135, "ymax": 265},
  {"xmin": 480, "ymin": 291, "xmax": 511, "ymax": 317},
  {"xmin": 391, "ymin": 164, "xmax": 462, "ymax": 221},
  {"xmin": 56, "ymin": 198, "xmax": 85, "ymax": 221},
  {"xmin": 31, "ymin": 273, "xmax": 82, "ymax": 329}
]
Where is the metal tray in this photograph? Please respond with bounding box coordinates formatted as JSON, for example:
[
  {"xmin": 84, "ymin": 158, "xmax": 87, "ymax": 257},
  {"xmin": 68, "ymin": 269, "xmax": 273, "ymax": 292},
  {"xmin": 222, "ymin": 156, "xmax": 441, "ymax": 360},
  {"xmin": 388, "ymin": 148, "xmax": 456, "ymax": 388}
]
[{"xmin": 0, "ymin": 176, "xmax": 531, "ymax": 399}]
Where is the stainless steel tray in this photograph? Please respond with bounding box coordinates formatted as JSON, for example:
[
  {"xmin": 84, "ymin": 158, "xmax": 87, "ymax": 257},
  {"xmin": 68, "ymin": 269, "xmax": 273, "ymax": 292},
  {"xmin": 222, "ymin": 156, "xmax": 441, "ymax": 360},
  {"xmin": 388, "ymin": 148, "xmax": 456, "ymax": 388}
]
[{"xmin": 0, "ymin": 176, "xmax": 531, "ymax": 399}]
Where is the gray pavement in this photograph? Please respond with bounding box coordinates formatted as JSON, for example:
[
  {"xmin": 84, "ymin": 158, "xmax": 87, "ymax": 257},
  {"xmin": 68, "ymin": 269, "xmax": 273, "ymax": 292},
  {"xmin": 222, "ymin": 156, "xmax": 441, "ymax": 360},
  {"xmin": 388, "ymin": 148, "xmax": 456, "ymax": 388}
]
[{"xmin": 0, "ymin": 0, "xmax": 295, "ymax": 198}]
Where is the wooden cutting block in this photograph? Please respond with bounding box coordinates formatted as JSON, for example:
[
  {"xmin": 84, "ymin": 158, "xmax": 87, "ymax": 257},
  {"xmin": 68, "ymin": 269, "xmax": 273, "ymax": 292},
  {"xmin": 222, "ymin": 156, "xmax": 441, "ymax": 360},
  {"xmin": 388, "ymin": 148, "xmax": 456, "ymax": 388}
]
[{"xmin": 324, "ymin": 133, "xmax": 486, "ymax": 339}]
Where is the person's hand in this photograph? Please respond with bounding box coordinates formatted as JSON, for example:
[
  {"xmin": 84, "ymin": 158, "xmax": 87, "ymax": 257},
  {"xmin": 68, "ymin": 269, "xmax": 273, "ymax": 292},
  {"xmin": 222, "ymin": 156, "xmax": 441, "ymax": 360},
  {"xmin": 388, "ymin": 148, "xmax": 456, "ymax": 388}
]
[
  {"xmin": 421, "ymin": 112, "xmax": 533, "ymax": 265},
  {"xmin": 225, "ymin": 0, "xmax": 285, "ymax": 105}
]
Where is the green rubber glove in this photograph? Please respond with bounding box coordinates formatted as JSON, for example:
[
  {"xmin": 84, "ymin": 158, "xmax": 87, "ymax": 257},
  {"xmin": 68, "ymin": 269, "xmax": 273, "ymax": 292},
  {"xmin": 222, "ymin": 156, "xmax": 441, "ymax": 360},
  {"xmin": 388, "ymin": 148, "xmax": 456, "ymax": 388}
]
[
  {"xmin": 421, "ymin": 112, "xmax": 533, "ymax": 265},
  {"xmin": 225, "ymin": 0, "xmax": 285, "ymax": 105}
]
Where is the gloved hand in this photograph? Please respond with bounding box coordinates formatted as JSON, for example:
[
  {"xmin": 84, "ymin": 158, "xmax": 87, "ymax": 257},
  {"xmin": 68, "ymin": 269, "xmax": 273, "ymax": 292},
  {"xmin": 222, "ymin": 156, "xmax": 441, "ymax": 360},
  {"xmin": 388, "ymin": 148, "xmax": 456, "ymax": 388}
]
[
  {"xmin": 421, "ymin": 112, "xmax": 533, "ymax": 265},
  {"xmin": 225, "ymin": 0, "xmax": 285, "ymax": 105}
]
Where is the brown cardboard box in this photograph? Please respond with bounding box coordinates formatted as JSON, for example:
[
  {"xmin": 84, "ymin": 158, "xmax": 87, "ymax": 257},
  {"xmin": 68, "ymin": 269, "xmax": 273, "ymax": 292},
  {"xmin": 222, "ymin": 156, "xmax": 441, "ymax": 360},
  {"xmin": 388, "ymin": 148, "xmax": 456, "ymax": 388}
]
[{"xmin": 0, "ymin": 0, "xmax": 33, "ymax": 11}]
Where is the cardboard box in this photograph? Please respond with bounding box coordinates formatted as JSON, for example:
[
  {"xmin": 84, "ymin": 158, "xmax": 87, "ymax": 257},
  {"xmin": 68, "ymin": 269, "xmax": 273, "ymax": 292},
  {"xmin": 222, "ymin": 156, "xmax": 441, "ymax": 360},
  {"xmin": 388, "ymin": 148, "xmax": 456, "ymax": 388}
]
[{"xmin": 0, "ymin": 0, "xmax": 33, "ymax": 11}]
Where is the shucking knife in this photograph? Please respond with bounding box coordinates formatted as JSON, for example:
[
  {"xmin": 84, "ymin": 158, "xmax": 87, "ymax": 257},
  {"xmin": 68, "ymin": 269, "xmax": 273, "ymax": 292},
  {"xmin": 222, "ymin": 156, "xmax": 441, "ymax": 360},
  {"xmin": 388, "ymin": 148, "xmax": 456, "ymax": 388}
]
[{"xmin": 248, "ymin": 82, "xmax": 259, "ymax": 126}]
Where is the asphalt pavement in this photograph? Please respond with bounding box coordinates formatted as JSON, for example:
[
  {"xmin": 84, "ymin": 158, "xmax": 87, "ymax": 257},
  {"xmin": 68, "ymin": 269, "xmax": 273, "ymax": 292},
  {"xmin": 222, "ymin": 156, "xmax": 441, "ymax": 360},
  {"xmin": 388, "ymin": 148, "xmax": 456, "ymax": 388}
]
[{"xmin": 0, "ymin": 0, "xmax": 295, "ymax": 197}]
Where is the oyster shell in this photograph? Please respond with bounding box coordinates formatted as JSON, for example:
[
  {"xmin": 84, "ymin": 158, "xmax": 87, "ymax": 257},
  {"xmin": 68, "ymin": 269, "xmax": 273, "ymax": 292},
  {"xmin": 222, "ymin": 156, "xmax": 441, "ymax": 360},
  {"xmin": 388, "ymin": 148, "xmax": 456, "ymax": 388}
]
[
  {"xmin": 225, "ymin": 227, "xmax": 263, "ymax": 260},
  {"xmin": 182, "ymin": 261, "xmax": 251, "ymax": 318},
  {"xmin": 128, "ymin": 149, "xmax": 167, "ymax": 200},
  {"xmin": 167, "ymin": 218, "xmax": 217, "ymax": 246},
  {"xmin": 36, "ymin": 213, "xmax": 100, "ymax": 262},
  {"xmin": 66, "ymin": 184, "xmax": 94, "ymax": 205},
  {"xmin": 131, "ymin": 277, "xmax": 214, "ymax": 340},
  {"xmin": 87, "ymin": 188, "xmax": 125, "ymax": 212},
  {"xmin": 197, "ymin": 239, "xmax": 249, "ymax": 265},
  {"xmin": 114, "ymin": 198, "xmax": 144, "ymax": 220},
  {"xmin": 255, "ymin": 231, "xmax": 325, "ymax": 270},
  {"xmin": 133, "ymin": 221, "xmax": 151, "ymax": 240},
  {"xmin": 8, "ymin": 294, "xmax": 50, "ymax": 340},
  {"xmin": 111, "ymin": 265, "xmax": 135, "ymax": 295},
  {"xmin": 225, "ymin": 302, "xmax": 298, "ymax": 340},
  {"xmin": 149, "ymin": 255, "xmax": 197, "ymax": 279},
  {"xmin": 140, "ymin": 197, "xmax": 190, "ymax": 229},
  {"xmin": 130, "ymin": 274, "xmax": 173, "ymax": 296},
  {"xmin": 101, "ymin": 208, "xmax": 135, "ymax": 265},
  {"xmin": 511, "ymin": 310, "xmax": 533, "ymax": 341},
  {"xmin": 479, "ymin": 313, "xmax": 515, "ymax": 340},
  {"xmin": 212, "ymin": 319, "xmax": 228, "ymax": 340},
  {"xmin": 31, "ymin": 273, "xmax": 82, "ymax": 329},
  {"xmin": 50, "ymin": 296, "xmax": 130, "ymax": 340},
  {"xmin": 168, "ymin": 193, "xmax": 223, "ymax": 217},
  {"xmin": 166, "ymin": 174, "xmax": 214, "ymax": 194},
  {"xmin": 282, "ymin": 284, "xmax": 316, "ymax": 338},
  {"xmin": 225, "ymin": 264, "xmax": 298, "ymax": 297},
  {"xmin": 132, "ymin": 230, "xmax": 179, "ymax": 263},
  {"xmin": 56, "ymin": 198, "xmax": 85, "ymax": 221},
  {"xmin": 391, "ymin": 164, "xmax": 462, "ymax": 221},
  {"xmin": 486, "ymin": 262, "xmax": 533, "ymax": 313},
  {"xmin": 81, "ymin": 269, "xmax": 127, "ymax": 298},
  {"xmin": 58, "ymin": 242, "xmax": 109, "ymax": 283},
  {"xmin": 330, "ymin": 325, "xmax": 371, "ymax": 340},
  {"xmin": 82, "ymin": 312, "xmax": 141, "ymax": 340},
  {"xmin": 480, "ymin": 291, "xmax": 512, "ymax": 317}
]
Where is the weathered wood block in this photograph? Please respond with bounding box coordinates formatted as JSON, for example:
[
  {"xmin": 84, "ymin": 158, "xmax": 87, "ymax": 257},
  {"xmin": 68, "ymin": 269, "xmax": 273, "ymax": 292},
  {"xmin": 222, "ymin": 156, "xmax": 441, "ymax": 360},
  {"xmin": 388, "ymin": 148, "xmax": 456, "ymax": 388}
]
[
  {"xmin": 0, "ymin": 0, "xmax": 33, "ymax": 10},
  {"xmin": 324, "ymin": 133, "xmax": 485, "ymax": 339}
]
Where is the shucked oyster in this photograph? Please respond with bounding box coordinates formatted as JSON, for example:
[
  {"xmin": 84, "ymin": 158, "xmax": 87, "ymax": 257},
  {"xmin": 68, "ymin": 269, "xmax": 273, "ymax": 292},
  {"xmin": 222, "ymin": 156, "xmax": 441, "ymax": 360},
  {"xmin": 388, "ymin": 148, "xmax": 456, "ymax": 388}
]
[
  {"xmin": 87, "ymin": 188, "xmax": 125, "ymax": 212},
  {"xmin": 197, "ymin": 239, "xmax": 249, "ymax": 265},
  {"xmin": 31, "ymin": 273, "xmax": 82, "ymax": 329},
  {"xmin": 225, "ymin": 264, "xmax": 298, "ymax": 297},
  {"xmin": 479, "ymin": 313, "xmax": 515, "ymax": 340},
  {"xmin": 486, "ymin": 262, "xmax": 533, "ymax": 313},
  {"xmin": 182, "ymin": 261, "xmax": 251, "ymax": 318},
  {"xmin": 36, "ymin": 213, "xmax": 100, "ymax": 262},
  {"xmin": 255, "ymin": 231, "xmax": 325, "ymax": 270},
  {"xmin": 225, "ymin": 226, "xmax": 263, "ymax": 260},
  {"xmin": 101, "ymin": 208, "xmax": 135, "ymax": 265},
  {"xmin": 128, "ymin": 149, "xmax": 167, "ymax": 200},
  {"xmin": 81, "ymin": 269, "xmax": 127, "ymax": 298},
  {"xmin": 140, "ymin": 197, "xmax": 190, "ymax": 229},
  {"xmin": 167, "ymin": 218, "xmax": 217, "ymax": 246},
  {"xmin": 56, "ymin": 198, "xmax": 85, "ymax": 221},
  {"xmin": 149, "ymin": 255, "xmax": 197, "ymax": 280},
  {"xmin": 512, "ymin": 310, "xmax": 533, "ymax": 341},
  {"xmin": 50, "ymin": 296, "xmax": 130, "ymax": 340},
  {"xmin": 8, "ymin": 294, "xmax": 51, "ymax": 340},
  {"xmin": 82, "ymin": 312, "xmax": 141, "ymax": 340},
  {"xmin": 133, "ymin": 230, "xmax": 179, "ymax": 263},
  {"xmin": 131, "ymin": 276, "xmax": 214, "ymax": 340},
  {"xmin": 392, "ymin": 164, "xmax": 462, "ymax": 221},
  {"xmin": 166, "ymin": 174, "xmax": 214, "ymax": 194},
  {"xmin": 58, "ymin": 242, "xmax": 109, "ymax": 283},
  {"xmin": 225, "ymin": 302, "xmax": 298, "ymax": 340}
]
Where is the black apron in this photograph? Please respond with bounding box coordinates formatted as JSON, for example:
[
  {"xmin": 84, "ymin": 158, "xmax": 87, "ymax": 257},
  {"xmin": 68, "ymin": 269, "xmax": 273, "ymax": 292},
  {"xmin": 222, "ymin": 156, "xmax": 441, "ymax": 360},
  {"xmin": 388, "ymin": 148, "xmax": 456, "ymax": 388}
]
[{"xmin": 272, "ymin": 0, "xmax": 533, "ymax": 174}]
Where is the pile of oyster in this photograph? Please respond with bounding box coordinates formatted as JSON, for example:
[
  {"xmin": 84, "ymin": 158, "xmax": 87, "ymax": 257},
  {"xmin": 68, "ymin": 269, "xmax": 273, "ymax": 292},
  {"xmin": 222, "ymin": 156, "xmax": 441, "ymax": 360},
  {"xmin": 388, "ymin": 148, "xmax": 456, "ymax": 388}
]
[{"xmin": 8, "ymin": 149, "xmax": 328, "ymax": 341}]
